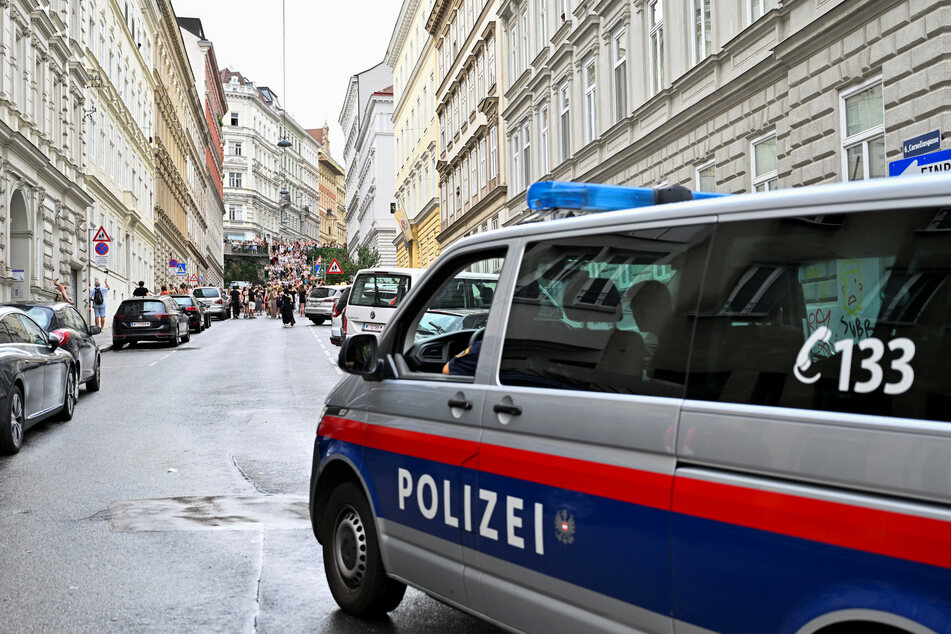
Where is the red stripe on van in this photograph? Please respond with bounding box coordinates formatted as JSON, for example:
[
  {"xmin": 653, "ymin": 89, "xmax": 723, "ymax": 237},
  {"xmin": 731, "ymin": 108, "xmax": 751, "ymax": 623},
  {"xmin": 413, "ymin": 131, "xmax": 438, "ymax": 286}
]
[{"xmin": 674, "ymin": 477, "xmax": 951, "ymax": 570}]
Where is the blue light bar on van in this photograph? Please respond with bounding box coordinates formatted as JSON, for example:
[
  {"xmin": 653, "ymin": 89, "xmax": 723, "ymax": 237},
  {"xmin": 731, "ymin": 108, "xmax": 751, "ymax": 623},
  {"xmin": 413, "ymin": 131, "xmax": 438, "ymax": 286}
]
[{"xmin": 526, "ymin": 181, "xmax": 729, "ymax": 211}]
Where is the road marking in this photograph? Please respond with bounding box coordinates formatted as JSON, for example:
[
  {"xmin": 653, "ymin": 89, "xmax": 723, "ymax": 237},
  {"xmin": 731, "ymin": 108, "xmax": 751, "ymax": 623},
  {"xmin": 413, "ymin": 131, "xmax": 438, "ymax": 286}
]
[
  {"xmin": 313, "ymin": 331, "xmax": 342, "ymax": 375},
  {"xmin": 147, "ymin": 353, "xmax": 172, "ymax": 368}
]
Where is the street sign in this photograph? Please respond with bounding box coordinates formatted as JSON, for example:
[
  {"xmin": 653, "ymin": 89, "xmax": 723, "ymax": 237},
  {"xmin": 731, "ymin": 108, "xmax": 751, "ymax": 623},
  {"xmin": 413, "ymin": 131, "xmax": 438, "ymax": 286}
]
[
  {"xmin": 889, "ymin": 148, "xmax": 951, "ymax": 177},
  {"xmin": 188, "ymin": 273, "xmax": 199, "ymax": 284},
  {"xmin": 902, "ymin": 130, "xmax": 940, "ymax": 158},
  {"xmin": 174, "ymin": 263, "xmax": 187, "ymax": 276},
  {"xmin": 316, "ymin": 256, "xmax": 323, "ymax": 265},
  {"xmin": 94, "ymin": 242, "xmax": 109, "ymax": 256},
  {"xmin": 308, "ymin": 275, "xmax": 317, "ymax": 282},
  {"xmin": 169, "ymin": 259, "xmax": 178, "ymax": 268},
  {"xmin": 92, "ymin": 226, "xmax": 111, "ymax": 242},
  {"xmin": 314, "ymin": 264, "xmax": 322, "ymax": 275},
  {"xmin": 200, "ymin": 274, "xmax": 204, "ymax": 284},
  {"xmin": 93, "ymin": 241, "xmax": 109, "ymax": 268},
  {"xmin": 327, "ymin": 258, "xmax": 343, "ymax": 275}
]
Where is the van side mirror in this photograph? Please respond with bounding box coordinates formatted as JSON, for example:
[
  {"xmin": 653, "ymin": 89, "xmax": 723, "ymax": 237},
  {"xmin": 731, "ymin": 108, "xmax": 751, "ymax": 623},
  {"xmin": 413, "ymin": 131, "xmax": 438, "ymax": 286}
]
[{"xmin": 339, "ymin": 334, "xmax": 384, "ymax": 381}]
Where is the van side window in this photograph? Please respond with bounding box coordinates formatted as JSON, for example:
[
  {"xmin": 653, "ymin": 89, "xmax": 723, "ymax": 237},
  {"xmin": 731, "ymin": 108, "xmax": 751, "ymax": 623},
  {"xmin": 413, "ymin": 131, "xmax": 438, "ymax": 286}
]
[
  {"xmin": 688, "ymin": 207, "xmax": 951, "ymax": 422},
  {"xmin": 499, "ymin": 225, "xmax": 712, "ymax": 396}
]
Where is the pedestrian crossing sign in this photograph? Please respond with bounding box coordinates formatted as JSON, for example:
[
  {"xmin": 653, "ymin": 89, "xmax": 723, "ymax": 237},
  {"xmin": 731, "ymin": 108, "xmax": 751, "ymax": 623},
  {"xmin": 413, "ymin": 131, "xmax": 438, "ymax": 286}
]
[
  {"xmin": 92, "ymin": 226, "xmax": 111, "ymax": 242},
  {"xmin": 175, "ymin": 263, "xmax": 187, "ymax": 276},
  {"xmin": 327, "ymin": 258, "xmax": 344, "ymax": 275}
]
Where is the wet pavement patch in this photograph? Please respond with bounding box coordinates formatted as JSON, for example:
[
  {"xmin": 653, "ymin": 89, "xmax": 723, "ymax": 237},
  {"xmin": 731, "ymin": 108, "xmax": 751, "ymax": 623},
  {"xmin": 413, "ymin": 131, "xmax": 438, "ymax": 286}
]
[{"xmin": 107, "ymin": 495, "xmax": 310, "ymax": 532}]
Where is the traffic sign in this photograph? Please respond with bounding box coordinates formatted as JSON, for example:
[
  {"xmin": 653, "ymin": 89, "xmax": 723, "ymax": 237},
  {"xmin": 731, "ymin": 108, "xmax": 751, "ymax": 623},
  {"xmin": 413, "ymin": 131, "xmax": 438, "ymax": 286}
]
[
  {"xmin": 169, "ymin": 259, "xmax": 178, "ymax": 268},
  {"xmin": 92, "ymin": 226, "xmax": 111, "ymax": 242},
  {"xmin": 188, "ymin": 273, "xmax": 198, "ymax": 284},
  {"xmin": 94, "ymin": 242, "xmax": 109, "ymax": 256},
  {"xmin": 314, "ymin": 264, "xmax": 322, "ymax": 275},
  {"xmin": 889, "ymin": 148, "xmax": 951, "ymax": 177},
  {"xmin": 174, "ymin": 263, "xmax": 187, "ymax": 276},
  {"xmin": 316, "ymin": 256, "xmax": 323, "ymax": 265},
  {"xmin": 327, "ymin": 258, "xmax": 343, "ymax": 275}
]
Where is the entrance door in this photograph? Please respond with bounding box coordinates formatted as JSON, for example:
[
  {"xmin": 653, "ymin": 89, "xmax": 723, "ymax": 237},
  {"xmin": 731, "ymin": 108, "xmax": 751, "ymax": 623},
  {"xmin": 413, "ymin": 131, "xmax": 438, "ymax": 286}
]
[{"xmin": 10, "ymin": 189, "xmax": 31, "ymax": 300}]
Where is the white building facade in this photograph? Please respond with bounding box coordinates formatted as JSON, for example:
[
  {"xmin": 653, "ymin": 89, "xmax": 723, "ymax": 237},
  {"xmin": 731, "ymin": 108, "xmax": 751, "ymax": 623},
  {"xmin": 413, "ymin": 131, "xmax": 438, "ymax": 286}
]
[
  {"xmin": 0, "ymin": 1, "xmax": 95, "ymax": 308},
  {"xmin": 220, "ymin": 68, "xmax": 321, "ymax": 242},
  {"xmin": 339, "ymin": 62, "xmax": 397, "ymax": 265},
  {"xmin": 499, "ymin": 0, "xmax": 951, "ymax": 222},
  {"xmin": 85, "ymin": 0, "xmax": 158, "ymax": 317}
]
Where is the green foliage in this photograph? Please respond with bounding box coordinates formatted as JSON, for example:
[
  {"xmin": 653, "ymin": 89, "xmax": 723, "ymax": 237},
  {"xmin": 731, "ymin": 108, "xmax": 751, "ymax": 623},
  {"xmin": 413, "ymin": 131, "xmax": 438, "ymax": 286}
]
[
  {"xmin": 306, "ymin": 244, "xmax": 382, "ymax": 285},
  {"xmin": 224, "ymin": 255, "xmax": 264, "ymax": 285}
]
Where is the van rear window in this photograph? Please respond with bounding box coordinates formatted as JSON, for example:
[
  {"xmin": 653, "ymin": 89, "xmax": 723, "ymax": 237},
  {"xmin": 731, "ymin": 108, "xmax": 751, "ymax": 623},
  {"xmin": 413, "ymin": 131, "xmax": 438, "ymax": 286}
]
[
  {"xmin": 350, "ymin": 275, "xmax": 411, "ymax": 308},
  {"xmin": 193, "ymin": 288, "xmax": 219, "ymax": 298}
]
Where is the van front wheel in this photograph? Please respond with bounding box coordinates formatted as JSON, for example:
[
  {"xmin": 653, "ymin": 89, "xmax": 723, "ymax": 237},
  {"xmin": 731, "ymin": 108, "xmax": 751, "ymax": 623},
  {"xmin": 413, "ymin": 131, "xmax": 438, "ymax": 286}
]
[{"xmin": 323, "ymin": 482, "xmax": 406, "ymax": 617}]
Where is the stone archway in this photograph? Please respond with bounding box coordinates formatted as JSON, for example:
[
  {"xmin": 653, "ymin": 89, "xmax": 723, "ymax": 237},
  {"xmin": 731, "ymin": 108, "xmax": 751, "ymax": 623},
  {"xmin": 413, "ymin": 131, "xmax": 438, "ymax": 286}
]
[{"xmin": 9, "ymin": 189, "xmax": 31, "ymax": 300}]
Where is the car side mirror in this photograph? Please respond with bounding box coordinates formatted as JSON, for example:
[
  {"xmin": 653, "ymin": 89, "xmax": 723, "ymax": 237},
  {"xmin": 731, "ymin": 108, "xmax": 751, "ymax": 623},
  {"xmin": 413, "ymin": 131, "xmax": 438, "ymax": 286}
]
[
  {"xmin": 339, "ymin": 334, "xmax": 384, "ymax": 381},
  {"xmin": 47, "ymin": 334, "xmax": 60, "ymax": 352},
  {"xmin": 89, "ymin": 326, "xmax": 102, "ymax": 335}
]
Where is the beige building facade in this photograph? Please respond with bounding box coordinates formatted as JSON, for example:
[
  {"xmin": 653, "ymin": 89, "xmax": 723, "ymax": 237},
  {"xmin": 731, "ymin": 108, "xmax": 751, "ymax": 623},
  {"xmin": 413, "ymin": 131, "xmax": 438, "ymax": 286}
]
[
  {"xmin": 429, "ymin": 0, "xmax": 508, "ymax": 248},
  {"xmin": 498, "ymin": 0, "xmax": 951, "ymax": 222},
  {"xmin": 388, "ymin": 0, "xmax": 442, "ymax": 268}
]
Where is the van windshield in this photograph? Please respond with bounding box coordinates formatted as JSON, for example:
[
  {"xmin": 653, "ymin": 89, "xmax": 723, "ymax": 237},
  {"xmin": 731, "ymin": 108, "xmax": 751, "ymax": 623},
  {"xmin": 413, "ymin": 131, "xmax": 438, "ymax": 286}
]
[{"xmin": 350, "ymin": 274, "xmax": 411, "ymax": 308}]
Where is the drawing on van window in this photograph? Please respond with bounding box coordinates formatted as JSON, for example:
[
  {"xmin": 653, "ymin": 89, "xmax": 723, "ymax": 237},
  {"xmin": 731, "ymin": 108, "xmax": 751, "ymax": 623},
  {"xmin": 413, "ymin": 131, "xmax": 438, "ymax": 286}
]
[
  {"xmin": 350, "ymin": 274, "xmax": 411, "ymax": 308},
  {"xmin": 689, "ymin": 207, "xmax": 951, "ymax": 422},
  {"xmin": 499, "ymin": 226, "xmax": 712, "ymax": 396}
]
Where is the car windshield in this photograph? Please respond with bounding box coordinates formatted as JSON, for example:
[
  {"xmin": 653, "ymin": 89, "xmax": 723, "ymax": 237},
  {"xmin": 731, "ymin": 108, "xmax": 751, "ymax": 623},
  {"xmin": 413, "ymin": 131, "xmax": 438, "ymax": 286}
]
[
  {"xmin": 350, "ymin": 274, "xmax": 411, "ymax": 308},
  {"xmin": 23, "ymin": 307, "xmax": 53, "ymax": 330},
  {"xmin": 414, "ymin": 311, "xmax": 465, "ymax": 339},
  {"xmin": 171, "ymin": 297, "xmax": 194, "ymax": 307},
  {"xmin": 193, "ymin": 288, "xmax": 219, "ymax": 298},
  {"xmin": 118, "ymin": 301, "xmax": 166, "ymax": 315}
]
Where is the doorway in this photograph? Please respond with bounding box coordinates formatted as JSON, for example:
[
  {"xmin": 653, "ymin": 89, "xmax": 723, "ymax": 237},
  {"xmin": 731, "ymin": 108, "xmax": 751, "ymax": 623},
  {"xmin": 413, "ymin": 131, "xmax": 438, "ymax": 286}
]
[{"xmin": 10, "ymin": 189, "xmax": 31, "ymax": 300}]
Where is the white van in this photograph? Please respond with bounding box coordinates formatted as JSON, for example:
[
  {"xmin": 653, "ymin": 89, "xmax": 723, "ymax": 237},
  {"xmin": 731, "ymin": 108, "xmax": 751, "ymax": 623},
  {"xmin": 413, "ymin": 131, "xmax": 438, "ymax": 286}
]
[{"xmin": 345, "ymin": 268, "xmax": 426, "ymax": 336}]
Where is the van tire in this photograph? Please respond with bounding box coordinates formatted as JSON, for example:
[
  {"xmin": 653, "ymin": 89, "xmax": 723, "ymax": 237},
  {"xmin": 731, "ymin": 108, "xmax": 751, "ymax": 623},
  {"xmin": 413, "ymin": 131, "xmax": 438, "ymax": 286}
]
[{"xmin": 323, "ymin": 482, "xmax": 406, "ymax": 616}]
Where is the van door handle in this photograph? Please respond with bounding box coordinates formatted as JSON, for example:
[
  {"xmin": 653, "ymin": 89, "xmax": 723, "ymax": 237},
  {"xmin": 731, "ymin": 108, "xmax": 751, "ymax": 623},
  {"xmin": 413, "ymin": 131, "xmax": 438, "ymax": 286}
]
[
  {"xmin": 448, "ymin": 398, "xmax": 472, "ymax": 410},
  {"xmin": 492, "ymin": 403, "xmax": 522, "ymax": 416}
]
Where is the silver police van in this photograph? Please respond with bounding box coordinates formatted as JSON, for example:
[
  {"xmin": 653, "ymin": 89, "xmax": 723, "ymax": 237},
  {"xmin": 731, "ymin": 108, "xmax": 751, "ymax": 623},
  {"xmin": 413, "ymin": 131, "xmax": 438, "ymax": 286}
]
[{"xmin": 309, "ymin": 176, "xmax": 951, "ymax": 633}]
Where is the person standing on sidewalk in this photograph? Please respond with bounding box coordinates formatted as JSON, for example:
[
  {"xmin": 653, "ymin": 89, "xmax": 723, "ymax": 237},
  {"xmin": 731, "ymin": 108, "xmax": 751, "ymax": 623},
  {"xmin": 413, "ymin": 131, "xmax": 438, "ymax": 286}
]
[
  {"xmin": 90, "ymin": 279, "xmax": 110, "ymax": 329},
  {"xmin": 132, "ymin": 281, "xmax": 149, "ymax": 297}
]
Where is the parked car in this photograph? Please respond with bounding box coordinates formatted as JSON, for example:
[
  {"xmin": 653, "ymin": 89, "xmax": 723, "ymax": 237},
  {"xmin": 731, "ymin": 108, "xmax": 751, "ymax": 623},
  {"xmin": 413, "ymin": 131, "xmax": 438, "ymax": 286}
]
[
  {"xmin": 329, "ymin": 286, "xmax": 351, "ymax": 347},
  {"xmin": 345, "ymin": 268, "xmax": 426, "ymax": 336},
  {"xmin": 0, "ymin": 306, "xmax": 78, "ymax": 454},
  {"xmin": 4, "ymin": 302, "xmax": 102, "ymax": 392},
  {"xmin": 112, "ymin": 297, "xmax": 190, "ymax": 349},
  {"xmin": 170, "ymin": 294, "xmax": 210, "ymax": 332},
  {"xmin": 305, "ymin": 285, "xmax": 348, "ymax": 325},
  {"xmin": 192, "ymin": 287, "xmax": 228, "ymax": 320}
]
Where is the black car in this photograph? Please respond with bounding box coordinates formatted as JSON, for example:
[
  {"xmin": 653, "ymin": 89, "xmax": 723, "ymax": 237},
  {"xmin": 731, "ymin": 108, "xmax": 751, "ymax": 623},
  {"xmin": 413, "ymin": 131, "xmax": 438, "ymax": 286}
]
[
  {"xmin": 169, "ymin": 294, "xmax": 210, "ymax": 332},
  {"xmin": 0, "ymin": 307, "xmax": 78, "ymax": 454},
  {"xmin": 112, "ymin": 297, "xmax": 191, "ymax": 349},
  {"xmin": 5, "ymin": 302, "xmax": 102, "ymax": 392}
]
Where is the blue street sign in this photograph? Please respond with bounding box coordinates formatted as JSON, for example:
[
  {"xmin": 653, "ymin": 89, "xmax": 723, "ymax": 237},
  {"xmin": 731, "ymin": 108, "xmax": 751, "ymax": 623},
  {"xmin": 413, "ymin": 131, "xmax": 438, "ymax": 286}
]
[
  {"xmin": 889, "ymin": 148, "xmax": 951, "ymax": 178},
  {"xmin": 175, "ymin": 262, "xmax": 187, "ymax": 276},
  {"xmin": 902, "ymin": 130, "xmax": 940, "ymax": 158},
  {"xmin": 200, "ymin": 274, "xmax": 204, "ymax": 284},
  {"xmin": 315, "ymin": 264, "xmax": 321, "ymax": 275}
]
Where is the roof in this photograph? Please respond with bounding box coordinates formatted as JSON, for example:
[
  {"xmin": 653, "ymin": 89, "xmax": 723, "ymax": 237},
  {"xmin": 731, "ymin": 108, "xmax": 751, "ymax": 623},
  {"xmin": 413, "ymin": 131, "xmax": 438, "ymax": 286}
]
[
  {"xmin": 177, "ymin": 17, "xmax": 206, "ymax": 40},
  {"xmin": 372, "ymin": 86, "xmax": 394, "ymax": 97},
  {"xmin": 307, "ymin": 128, "xmax": 324, "ymax": 144}
]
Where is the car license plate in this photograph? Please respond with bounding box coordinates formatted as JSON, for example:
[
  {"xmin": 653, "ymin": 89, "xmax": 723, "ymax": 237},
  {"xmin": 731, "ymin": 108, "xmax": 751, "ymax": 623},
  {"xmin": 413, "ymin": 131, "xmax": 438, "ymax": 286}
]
[
  {"xmin": 362, "ymin": 323, "xmax": 384, "ymax": 332},
  {"xmin": 131, "ymin": 322, "xmax": 150, "ymax": 327}
]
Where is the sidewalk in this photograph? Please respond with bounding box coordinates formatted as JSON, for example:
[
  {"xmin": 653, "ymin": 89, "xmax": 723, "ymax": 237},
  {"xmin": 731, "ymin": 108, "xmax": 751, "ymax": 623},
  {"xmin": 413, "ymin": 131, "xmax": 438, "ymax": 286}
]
[{"xmin": 92, "ymin": 325, "xmax": 113, "ymax": 352}]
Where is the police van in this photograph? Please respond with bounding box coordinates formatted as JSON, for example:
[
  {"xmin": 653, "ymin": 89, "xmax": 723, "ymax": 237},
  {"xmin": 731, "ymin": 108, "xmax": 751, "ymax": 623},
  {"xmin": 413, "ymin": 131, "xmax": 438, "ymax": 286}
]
[{"xmin": 309, "ymin": 175, "xmax": 951, "ymax": 634}]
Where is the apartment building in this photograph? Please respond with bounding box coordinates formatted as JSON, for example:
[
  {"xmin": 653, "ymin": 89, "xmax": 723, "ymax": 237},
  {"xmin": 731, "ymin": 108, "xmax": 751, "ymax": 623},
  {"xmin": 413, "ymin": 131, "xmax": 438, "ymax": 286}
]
[
  {"xmin": 312, "ymin": 129, "xmax": 347, "ymax": 247},
  {"xmin": 498, "ymin": 0, "xmax": 951, "ymax": 221},
  {"xmin": 388, "ymin": 0, "xmax": 441, "ymax": 268},
  {"xmin": 428, "ymin": 0, "xmax": 508, "ymax": 248}
]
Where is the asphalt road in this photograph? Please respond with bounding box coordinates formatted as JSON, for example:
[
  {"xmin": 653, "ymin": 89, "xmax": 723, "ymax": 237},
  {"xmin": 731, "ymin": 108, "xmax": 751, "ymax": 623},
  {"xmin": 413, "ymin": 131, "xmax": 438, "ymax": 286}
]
[{"xmin": 0, "ymin": 315, "xmax": 501, "ymax": 633}]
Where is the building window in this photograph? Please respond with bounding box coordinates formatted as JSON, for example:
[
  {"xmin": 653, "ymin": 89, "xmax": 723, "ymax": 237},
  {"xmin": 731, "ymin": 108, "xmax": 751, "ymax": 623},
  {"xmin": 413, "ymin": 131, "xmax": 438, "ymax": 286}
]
[
  {"xmin": 559, "ymin": 82, "xmax": 571, "ymax": 161},
  {"xmin": 696, "ymin": 160, "xmax": 715, "ymax": 191},
  {"xmin": 232, "ymin": 142, "xmax": 242, "ymax": 156},
  {"xmin": 692, "ymin": 0, "xmax": 712, "ymax": 64},
  {"xmin": 539, "ymin": 102, "xmax": 549, "ymax": 175},
  {"xmin": 231, "ymin": 112, "xmax": 239, "ymax": 126},
  {"xmin": 228, "ymin": 204, "xmax": 242, "ymax": 221},
  {"xmin": 462, "ymin": 157, "xmax": 470, "ymax": 202},
  {"xmin": 511, "ymin": 129, "xmax": 521, "ymax": 193},
  {"xmin": 751, "ymin": 132, "xmax": 778, "ymax": 192},
  {"xmin": 841, "ymin": 79, "xmax": 885, "ymax": 181},
  {"xmin": 89, "ymin": 101, "xmax": 97, "ymax": 159},
  {"xmin": 229, "ymin": 172, "xmax": 243, "ymax": 188},
  {"xmin": 509, "ymin": 21, "xmax": 519, "ymax": 87},
  {"xmin": 489, "ymin": 125, "xmax": 498, "ymax": 179},
  {"xmin": 522, "ymin": 121, "xmax": 531, "ymax": 188},
  {"xmin": 439, "ymin": 113, "xmax": 446, "ymax": 151},
  {"xmin": 471, "ymin": 148, "xmax": 478, "ymax": 197},
  {"xmin": 613, "ymin": 29, "xmax": 627, "ymax": 122},
  {"xmin": 538, "ymin": 0, "xmax": 547, "ymax": 50},
  {"xmin": 461, "ymin": 78, "xmax": 468, "ymax": 117},
  {"xmin": 749, "ymin": 0, "xmax": 773, "ymax": 22},
  {"xmin": 477, "ymin": 52, "xmax": 485, "ymax": 99},
  {"xmin": 583, "ymin": 58, "xmax": 597, "ymax": 144},
  {"xmin": 649, "ymin": 0, "xmax": 665, "ymax": 95},
  {"xmin": 487, "ymin": 36, "xmax": 496, "ymax": 87},
  {"xmin": 468, "ymin": 68, "xmax": 475, "ymax": 114},
  {"xmin": 520, "ymin": 8, "xmax": 529, "ymax": 70},
  {"xmin": 455, "ymin": 165, "xmax": 462, "ymax": 210},
  {"xmin": 479, "ymin": 138, "xmax": 487, "ymax": 187}
]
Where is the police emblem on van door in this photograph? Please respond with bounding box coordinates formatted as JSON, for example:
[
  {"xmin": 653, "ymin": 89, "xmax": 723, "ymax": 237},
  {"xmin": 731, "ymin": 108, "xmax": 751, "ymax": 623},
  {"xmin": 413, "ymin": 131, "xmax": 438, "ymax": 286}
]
[
  {"xmin": 370, "ymin": 310, "xmax": 376, "ymax": 320},
  {"xmin": 554, "ymin": 510, "xmax": 575, "ymax": 544}
]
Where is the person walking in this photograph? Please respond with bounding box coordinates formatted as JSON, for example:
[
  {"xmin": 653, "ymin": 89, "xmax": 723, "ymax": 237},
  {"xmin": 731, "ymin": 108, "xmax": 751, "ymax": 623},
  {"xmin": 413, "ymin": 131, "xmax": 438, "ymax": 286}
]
[
  {"xmin": 229, "ymin": 285, "xmax": 241, "ymax": 319},
  {"xmin": 90, "ymin": 279, "xmax": 110, "ymax": 329},
  {"xmin": 132, "ymin": 281, "xmax": 149, "ymax": 297},
  {"xmin": 280, "ymin": 286, "xmax": 296, "ymax": 327},
  {"xmin": 298, "ymin": 284, "xmax": 307, "ymax": 317}
]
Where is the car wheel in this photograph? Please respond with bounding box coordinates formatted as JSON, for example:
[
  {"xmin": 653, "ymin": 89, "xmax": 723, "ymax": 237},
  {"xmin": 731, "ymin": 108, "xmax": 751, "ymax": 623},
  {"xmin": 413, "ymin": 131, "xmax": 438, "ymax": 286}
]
[
  {"xmin": 112, "ymin": 340, "xmax": 124, "ymax": 350},
  {"xmin": 183, "ymin": 327, "xmax": 191, "ymax": 343},
  {"xmin": 86, "ymin": 356, "xmax": 101, "ymax": 392},
  {"xmin": 323, "ymin": 482, "xmax": 406, "ymax": 617},
  {"xmin": 56, "ymin": 368, "xmax": 77, "ymax": 422},
  {"xmin": 171, "ymin": 330, "xmax": 180, "ymax": 347},
  {"xmin": 0, "ymin": 385, "xmax": 24, "ymax": 454}
]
